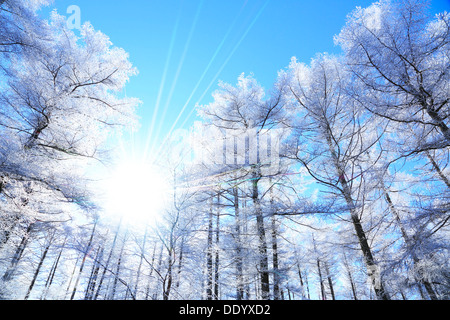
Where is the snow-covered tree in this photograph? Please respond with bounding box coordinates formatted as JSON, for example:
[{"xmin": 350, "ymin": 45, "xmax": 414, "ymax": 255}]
[
  {"xmin": 0, "ymin": 2, "xmax": 139, "ymax": 298},
  {"xmin": 335, "ymin": 0, "xmax": 450, "ymax": 151},
  {"xmin": 282, "ymin": 54, "xmax": 391, "ymax": 299}
]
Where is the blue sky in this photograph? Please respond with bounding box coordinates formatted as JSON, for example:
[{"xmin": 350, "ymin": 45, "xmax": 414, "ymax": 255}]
[{"xmin": 43, "ymin": 0, "xmax": 450, "ymax": 162}]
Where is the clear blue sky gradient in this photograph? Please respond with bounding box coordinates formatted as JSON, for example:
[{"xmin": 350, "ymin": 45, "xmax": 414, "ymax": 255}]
[{"xmin": 42, "ymin": 0, "xmax": 450, "ymax": 162}]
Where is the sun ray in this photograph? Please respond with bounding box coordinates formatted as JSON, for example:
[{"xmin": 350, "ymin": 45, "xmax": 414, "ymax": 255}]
[
  {"xmin": 162, "ymin": 1, "xmax": 249, "ymax": 137},
  {"xmin": 143, "ymin": 3, "xmax": 184, "ymax": 160},
  {"xmin": 148, "ymin": 0, "xmax": 205, "ymax": 158},
  {"xmin": 180, "ymin": 0, "xmax": 271, "ymax": 128},
  {"xmin": 153, "ymin": 0, "xmax": 271, "ymax": 158}
]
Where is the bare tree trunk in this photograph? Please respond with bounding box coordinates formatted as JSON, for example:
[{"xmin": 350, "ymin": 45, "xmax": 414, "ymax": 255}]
[
  {"xmin": 271, "ymin": 215, "xmax": 281, "ymax": 300},
  {"xmin": 175, "ymin": 236, "xmax": 185, "ymax": 291},
  {"xmin": 254, "ymin": 274, "xmax": 260, "ymax": 299},
  {"xmin": 269, "ymin": 178, "xmax": 281, "ymax": 300},
  {"xmin": 206, "ymin": 201, "xmax": 214, "ymax": 300},
  {"xmin": 425, "ymin": 152, "xmax": 450, "ymax": 189},
  {"xmin": 145, "ymin": 243, "xmax": 158, "ymax": 300},
  {"xmin": 297, "ymin": 261, "xmax": 310, "ymax": 299},
  {"xmin": 348, "ymin": 206, "xmax": 390, "ymax": 300},
  {"xmin": 384, "ymin": 191, "xmax": 438, "ymax": 300},
  {"xmin": 214, "ymin": 194, "xmax": 220, "ymax": 300},
  {"xmin": 324, "ymin": 131, "xmax": 390, "ymax": 300},
  {"xmin": 24, "ymin": 241, "xmax": 50, "ymax": 299},
  {"xmin": 64, "ymin": 256, "xmax": 80, "ymax": 299},
  {"xmin": 85, "ymin": 246, "xmax": 103, "ymax": 300},
  {"xmin": 110, "ymin": 234, "xmax": 126, "ymax": 300},
  {"xmin": 134, "ymin": 226, "xmax": 148, "ymax": 298},
  {"xmin": 163, "ymin": 249, "xmax": 173, "ymax": 300},
  {"xmin": 343, "ymin": 251, "xmax": 358, "ymax": 300},
  {"xmin": 70, "ymin": 222, "xmax": 97, "ymax": 300},
  {"xmin": 41, "ymin": 240, "xmax": 65, "ymax": 300},
  {"xmin": 312, "ymin": 234, "xmax": 327, "ymax": 300},
  {"xmin": 233, "ymin": 186, "xmax": 244, "ymax": 300},
  {"xmin": 317, "ymin": 258, "xmax": 326, "ymax": 300},
  {"xmin": 162, "ymin": 209, "xmax": 179, "ymax": 302},
  {"xmin": 251, "ymin": 166, "xmax": 270, "ymax": 300},
  {"xmin": 153, "ymin": 244, "xmax": 164, "ymax": 300},
  {"xmin": 2, "ymin": 223, "xmax": 34, "ymax": 283},
  {"xmin": 242, "ymin": 196, "xmax": 251, "ymax": 300},
  {"xmin": 324, "ymin": 261, "xmax": 335, "ymax": 300},
  {"xmin": 94, "ymin": 219, "xmax": 121, "ymax": 300}
]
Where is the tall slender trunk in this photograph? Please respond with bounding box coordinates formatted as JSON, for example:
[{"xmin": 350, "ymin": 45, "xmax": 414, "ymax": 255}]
[
  {"xmin": 214, "ymin": 194, "xmax": 220, "ymax": 300},
  {"xmin": 65, "ymin": 256, "xmax": 80, "ymax": 299},
  {"xmin": 312, "ymin": 234, "xmax": 332, "ymax": 300},
  {"xmin": 269, "ymin": 178, "xmax": 281, "ymax": 300},
  {"xmin": 24, "ymin": 241, "xmax": 50, "ymax": 300},
  {"xmin": 348, "ymin": 204, "xmax": 389, "ymax": 300},
  {"xmin": 384, "ymin": 191, "xmax": 438, "ymax": 300},
  {"xmin": 425, "ymin": 152, "xmax": 450, "ymax": 189},
  {"xmin": 317, "ymin": 258, "xmax": 326, "ymax": 300},
  {"xmin": 296, "ymin": 261, "xmax": 310, "ymax": 299},
  {"xmin": 254, "ymin": 274, "xmax": 260, "ymax": 299},
  {"xmin": 162, "ymin": 170, "xmax": 179, "ymax": 301},
  {"xmin": 324, "ymin": 261, "xmax": 335, "ymax": 300},
  {"xmin": 251, "ymin": 166, "xmax": 270, "ymax": 300},
  {"xmin": 145, "ymin": 243, "xmax": 158, "ymax": 300},
  {"xmin": 85, "ymin": 246, "xmax": 103, "ymax": 300},
  {"xmin": 175, "ymin": 236, "xmax": 184, "ymax": 290},
  {"xmin": 206, "ymin": 201, "xmax": 214, "ymax": 300},
  {"xmin": 41, "ymin": 241, "xmax": 65, "ymax": 300},
  {"xmin": 2, "ymin": 223, "xmax": 34, "ymax": 283},
  {"xmin": 153, "ymin": 244, "xmax": 164, "ymax": 300},
  {"xmin": 312, "ymin": 235, "xmax": 326, "ymax": 300},
  {"xmin": 71, "ymin": 222, "xmax": 97, "ymax": 300},
  {"xmin": 304, "ymin": 270, "xmax": 311, "ymax": 299},
  {"xmin": 163, "ymin": 249, "xmax": 173, "ymax": 300},
  {"xmin": 325, "ymin": 132, "xmax": 390, "ymax": 300},
  {"xmin": 234, "ymin": 186, "xmax": 244, "ymax": 300},
  {"xmin": 134, "ymin": 226, "xmax": 148, "ymax": 298},
  {"xmin": 271, "ymin": 216, "xmax": 280, "ymax": 300},
  {"xmin": 242, "ymin": 196, "xmax": 251, "ymax": 299},
  {"xmin": 94, "ymin": 219, "xmax": 122, "ymax": 300},
  {"xmin": 110, "ymin": 234, "xmax": 126, "ymax": 300},
  {"xmin": 343, "ymin": 251, "xmax": 358, "ymax": 300}
]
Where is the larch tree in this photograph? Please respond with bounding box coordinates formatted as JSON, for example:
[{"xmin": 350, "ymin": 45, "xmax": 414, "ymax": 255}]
[
  {"xmin": 0, "ymin": 3, "xmax": 139, "ymax": 299},
  {"xmin": 336, "ymin": 0, "xmax": 450, "ymax": 298},
  {"xmin": 335, "ymin": 0, "xmax": 450, "ymax": 148},
  {"xmin": 282, "ymin": 54, "xmax": 391, "ymax": 300},
  {"xmin": 198, "ymin": 73, "xmax": 287, "ymax": 299}
]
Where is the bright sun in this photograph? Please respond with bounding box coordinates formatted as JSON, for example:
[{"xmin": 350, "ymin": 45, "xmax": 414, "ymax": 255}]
[{"xmin": 103, "ymin": 160, "xmax": 170, "ymax": 225}]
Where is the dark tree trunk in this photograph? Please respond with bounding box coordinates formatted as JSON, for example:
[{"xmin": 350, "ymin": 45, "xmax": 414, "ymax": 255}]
[
  {"xmin": 24, "ymin": 242, "xmax": 50, "ymax": 299},
  {"xmin": 71, "ymin": 222, "xmax": 97, "ymax": 300},
  {"xmin": 2, "ymin": 223, "xmax": 34, "ymax": 283},
  {"xmin": 251, "ymin": 167, "xmax": 270, "ymax": 300},
  {"xmin": 206, "ymin": 203, "xmax": 214, "ymax": 300}
]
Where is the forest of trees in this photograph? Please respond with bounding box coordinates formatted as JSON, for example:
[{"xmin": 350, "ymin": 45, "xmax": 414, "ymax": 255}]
[{"xmin": 0, "ymin": 0, "xmax": 449, "ymax": 300}]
